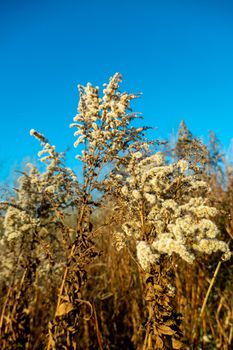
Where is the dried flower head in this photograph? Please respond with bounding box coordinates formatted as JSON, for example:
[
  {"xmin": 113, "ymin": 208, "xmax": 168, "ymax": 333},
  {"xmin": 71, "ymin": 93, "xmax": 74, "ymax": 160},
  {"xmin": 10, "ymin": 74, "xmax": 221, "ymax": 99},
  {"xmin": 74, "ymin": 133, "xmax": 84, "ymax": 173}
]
[{"xmin": 115, "ymin": 150, "xmax": 231, "ymax": 269}]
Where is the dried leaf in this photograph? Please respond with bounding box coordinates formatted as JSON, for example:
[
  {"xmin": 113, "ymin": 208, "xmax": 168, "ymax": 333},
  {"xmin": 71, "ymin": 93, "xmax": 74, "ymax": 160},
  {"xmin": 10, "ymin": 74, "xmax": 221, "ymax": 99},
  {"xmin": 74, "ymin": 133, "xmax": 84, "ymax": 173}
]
[
  {"xmin": 160, "ymin": 310, "xmax": 171, "ymax": 317},
  {"xmin": 23, "ymin": 308, "xmax": 30, "ymax": 315},
  {"xmin": 172, "ymin": 337, "xmax": 183, "ymax": 349},
  {"xmin": 158, "ymin": 324, "xmax": 176, "ymax": 335},
  {"xmin": 154, "ymin": 284, "xmax": 163, "ymax": 292},
  {"xmin": 55, "ymin": 302, "xmax": 74, "ymax": 317},
  {"xmin": 59, "ymin": 295, "xmax": 70, "ymax": 302},
  {"xmin": 164, "ymin": 319, "xmax": 174, "ymax": 326},
  {"xmin": 155, "ymin": 335, "xmax": 164, "ymax": 349}
]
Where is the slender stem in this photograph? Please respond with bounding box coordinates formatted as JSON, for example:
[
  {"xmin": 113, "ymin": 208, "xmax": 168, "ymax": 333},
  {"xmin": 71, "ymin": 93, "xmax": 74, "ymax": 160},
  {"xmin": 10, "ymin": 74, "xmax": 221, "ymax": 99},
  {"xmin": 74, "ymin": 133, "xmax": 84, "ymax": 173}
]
[
  {"xmin": 0, "ymin": 286, "xmax": 12, "ymax": 333},
  {"xmin": 200, "ymin": 260, "xmax": 221, "ymax": 318}
]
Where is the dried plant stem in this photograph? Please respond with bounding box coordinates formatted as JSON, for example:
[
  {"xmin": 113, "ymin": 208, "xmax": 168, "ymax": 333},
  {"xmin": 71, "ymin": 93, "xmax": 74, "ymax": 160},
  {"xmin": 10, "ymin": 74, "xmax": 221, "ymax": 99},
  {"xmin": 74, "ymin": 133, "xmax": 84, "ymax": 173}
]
[
  {"xmin": 143, "ymin": 300, "xmax": 153, "ymax": 350},
  {"xmin": 200, "ymin": 260, "xmax": 222, "ymax": 318},
  {"xmin": 93, "ymin": 304, "xmax": 104, "ymax": 350},
  {"xmin": 7, "ymin": 269, "xmax": 27, "ymax": 328},
  {"xmin": 0, "ymin": 269, "xmax": 27, "ymax": 349},
  {"xmin": 140, "ymin": 203, "xmax": 145, "ymax": 237},
  {"xmin": 142, "ymin": 325, "xmax": 150, "ymax": 350},
  {"xmin": 46, "ymin": 257, "xmax": 70, "ymax": 350},
  {"xmin": 0, "ymin": 286, "xmax": 12, "ymax": 333}
]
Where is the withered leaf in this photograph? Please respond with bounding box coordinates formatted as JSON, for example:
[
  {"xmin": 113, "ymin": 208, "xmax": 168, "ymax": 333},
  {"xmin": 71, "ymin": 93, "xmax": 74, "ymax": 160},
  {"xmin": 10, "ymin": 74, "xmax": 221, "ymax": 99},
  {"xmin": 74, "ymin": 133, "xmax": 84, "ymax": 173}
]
[
  {"xmin": 55, "ymin": 302, "xmax": 74, "ymax": 317},
  {"xmin": 59, "ymin": 295, "xmax": 70, "ymax": 302},
  {"xmin": 22, "ymin": 308, "xmax": 30, "ymax": 315},
  {"xmin": 160, "ymin": 310, "xmax": 171, "ymax": 317},
  {"xmin": 155, "ymin": 335, "xmax": 164, "ymax": 349},
  {"xmin": 157, "ymin": 324, "xmax": 176, "ymax": 335},
  {"xmin": 172, "ymin": 337, "xmax": 183, "ymax": 349},
  {"xmin": 154, "ymin": 284, "xmax": 163, "ymax": 292},
  {"xmin": 164, "ymin": 319, "xmax": 174, "ymax": 326},
  {"xmin": 145, "ymin": 289, "xmax": 156, "ymax": 301}
]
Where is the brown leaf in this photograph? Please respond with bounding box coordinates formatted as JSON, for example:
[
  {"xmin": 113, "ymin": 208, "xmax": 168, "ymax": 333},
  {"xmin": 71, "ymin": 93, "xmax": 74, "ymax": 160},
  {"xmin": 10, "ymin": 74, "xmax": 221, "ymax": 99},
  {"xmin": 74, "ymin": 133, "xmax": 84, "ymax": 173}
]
[
  {"xmin": 55, "ymin": 302, "xmax": 74, "ymax": 317},
  {"xmin": 145, "ymin": 288, "xmax": 156, "ymax": 301},
  {"xmin": 157, "ymin": 324, "xmax": 176, "ymax": 335},
  {"xmin": 164, "ymin": 319, "xmax": 174, "ymax": 326},
  {"xmin": 172, "ymin": 337, "xmax": 183, "ymax": 349},
  {"xmin": 155, "ymin": 335, "xmax": 164, "ymax": 349},
  {"xmin": 59, "ymin": 295, "xmax": 70, "ymax": 302},
  {"xmin": 154, "ymin": 284, "xmax": 163, "ymax": 292}
]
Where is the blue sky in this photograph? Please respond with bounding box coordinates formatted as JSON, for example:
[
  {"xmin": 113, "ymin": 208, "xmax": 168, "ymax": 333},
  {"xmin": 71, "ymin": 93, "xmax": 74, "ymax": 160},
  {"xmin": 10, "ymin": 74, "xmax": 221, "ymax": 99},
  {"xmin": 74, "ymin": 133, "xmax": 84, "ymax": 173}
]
[{"xmin": 1, "ymin": 0, "xmax": 233, "ymax": 180}]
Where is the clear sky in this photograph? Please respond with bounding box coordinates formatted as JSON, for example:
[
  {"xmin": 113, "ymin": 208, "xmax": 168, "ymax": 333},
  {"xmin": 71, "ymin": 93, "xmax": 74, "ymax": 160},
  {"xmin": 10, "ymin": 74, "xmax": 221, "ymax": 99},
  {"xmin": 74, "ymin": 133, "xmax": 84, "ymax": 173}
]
[{"xmin": 1, "ymin": 0, "xmax": 233, "ymax": 180}]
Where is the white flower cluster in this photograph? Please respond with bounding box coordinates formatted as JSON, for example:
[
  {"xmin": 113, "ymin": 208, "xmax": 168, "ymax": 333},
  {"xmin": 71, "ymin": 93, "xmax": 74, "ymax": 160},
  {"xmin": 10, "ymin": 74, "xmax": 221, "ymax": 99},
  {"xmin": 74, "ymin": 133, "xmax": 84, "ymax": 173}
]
[
  {"xmin": 117, "ymin": 152, "xmax": 231, "ymax": 270},
  {"xmin": 136, "ymin": 241, "xmax": 160, "ymax": 270},
  {"xmin": 70, "ymin": 73, "xmax": 147, "ymax": 174},
  {"xmin": 3, "ymin": 206, "xmax": 39, "ymax": 243},
  {"xmin": 0, "ymin": 132, "xmax": 78, "ymax": 283},
  {"xmin": 28, "ymin": 130, "xmax": 79, "ymax": 208}
]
